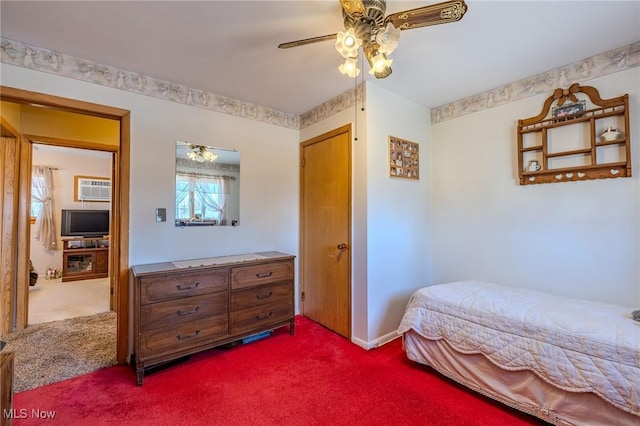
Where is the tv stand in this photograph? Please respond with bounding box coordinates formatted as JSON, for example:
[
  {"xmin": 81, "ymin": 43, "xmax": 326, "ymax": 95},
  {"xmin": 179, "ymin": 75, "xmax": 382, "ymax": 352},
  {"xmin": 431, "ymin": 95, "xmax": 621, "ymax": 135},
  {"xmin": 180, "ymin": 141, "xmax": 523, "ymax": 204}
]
[{"xmin": 62, "ymin": 237, "xmax": 109, "ymax": 282}]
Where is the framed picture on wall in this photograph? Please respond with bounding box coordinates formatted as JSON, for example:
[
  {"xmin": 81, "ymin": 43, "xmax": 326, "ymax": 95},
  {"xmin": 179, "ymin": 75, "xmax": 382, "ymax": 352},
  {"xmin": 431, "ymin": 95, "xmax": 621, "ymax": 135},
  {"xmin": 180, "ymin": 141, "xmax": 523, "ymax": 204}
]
[
  {"xmin": 74, "ymin": 175, "xmax": 111, "ymax": 202},
  {"xmin": 389, "ymin": 136, "xmax": 419, "ymax": 180}
]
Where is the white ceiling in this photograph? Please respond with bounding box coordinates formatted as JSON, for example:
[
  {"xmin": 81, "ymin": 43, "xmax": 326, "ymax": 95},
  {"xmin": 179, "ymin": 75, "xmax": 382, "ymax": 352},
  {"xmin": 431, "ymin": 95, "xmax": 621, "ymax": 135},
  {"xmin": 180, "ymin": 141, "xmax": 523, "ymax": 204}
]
[{"xmin": 1, "ymin": 1, "xmax": 639, "ymax": 116}]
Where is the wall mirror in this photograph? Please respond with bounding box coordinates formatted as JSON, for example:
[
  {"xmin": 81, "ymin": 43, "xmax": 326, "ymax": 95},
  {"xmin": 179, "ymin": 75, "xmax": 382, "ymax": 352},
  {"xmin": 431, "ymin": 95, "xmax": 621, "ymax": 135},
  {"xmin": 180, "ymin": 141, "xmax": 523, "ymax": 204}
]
[{"xmin": 175, "ymin": 141, "xmax": 240, "ymax": 227}]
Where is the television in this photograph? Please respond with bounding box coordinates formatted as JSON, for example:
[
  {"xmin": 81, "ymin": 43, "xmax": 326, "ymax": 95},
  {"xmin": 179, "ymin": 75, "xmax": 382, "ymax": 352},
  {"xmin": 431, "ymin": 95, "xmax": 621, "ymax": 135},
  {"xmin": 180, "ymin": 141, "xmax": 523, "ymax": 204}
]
[{"xmin": 61, "ymin": 209, "xmax": 110, "ymax": 238}]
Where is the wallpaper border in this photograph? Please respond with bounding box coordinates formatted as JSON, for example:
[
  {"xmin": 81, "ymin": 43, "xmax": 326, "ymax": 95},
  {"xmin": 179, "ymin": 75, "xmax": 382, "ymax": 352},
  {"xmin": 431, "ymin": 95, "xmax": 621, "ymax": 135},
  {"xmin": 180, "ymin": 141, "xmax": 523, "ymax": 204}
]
[
  {"xmin": 2, "ymin": 37, "xmax": 638, "ymax": 129},
  {"xmin": 299, "ymin": 83, "xmax": 365, "ymax": 130},
  {"xmin": 431, "ymin": 41, "xmax": 640, "ymax": 124},
  {"xmin": 0, "ymin": 37, "xmax": 300, "ymax": 130}
]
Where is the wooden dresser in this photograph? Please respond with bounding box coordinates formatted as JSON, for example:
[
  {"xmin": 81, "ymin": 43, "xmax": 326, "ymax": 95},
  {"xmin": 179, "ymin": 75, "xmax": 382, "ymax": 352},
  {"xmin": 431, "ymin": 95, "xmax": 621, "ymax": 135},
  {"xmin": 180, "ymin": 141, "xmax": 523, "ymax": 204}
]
[{"xmin": 130, "ymin": 251, "xmax": 295, "ymax": 385}]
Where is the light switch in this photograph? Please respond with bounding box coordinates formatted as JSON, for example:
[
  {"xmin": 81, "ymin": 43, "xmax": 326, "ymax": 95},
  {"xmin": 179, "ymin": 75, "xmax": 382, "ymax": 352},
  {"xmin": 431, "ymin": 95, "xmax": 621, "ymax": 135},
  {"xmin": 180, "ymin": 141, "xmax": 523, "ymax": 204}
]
[{"xmin": 155, "ymin": 208, "xmax": 166, "ymax": 222}]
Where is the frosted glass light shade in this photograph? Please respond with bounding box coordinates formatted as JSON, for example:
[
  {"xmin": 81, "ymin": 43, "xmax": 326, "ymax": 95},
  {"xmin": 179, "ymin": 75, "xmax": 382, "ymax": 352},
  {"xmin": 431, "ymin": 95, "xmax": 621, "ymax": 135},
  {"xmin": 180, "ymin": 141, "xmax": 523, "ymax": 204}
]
[
  {"xmin": 376, "ymin": 23, "xmax": 400, "ymax": 55},
  {"xmin": 365, "ymin": 46, "xmax": 392, "ymax": 79},
  {"xmin": 338, "ymin": 57, "xmax": 360, "ymax": 77},
  {"xmin": 335, "ymin": 28, "xmax": 362, "ymax": 59}
]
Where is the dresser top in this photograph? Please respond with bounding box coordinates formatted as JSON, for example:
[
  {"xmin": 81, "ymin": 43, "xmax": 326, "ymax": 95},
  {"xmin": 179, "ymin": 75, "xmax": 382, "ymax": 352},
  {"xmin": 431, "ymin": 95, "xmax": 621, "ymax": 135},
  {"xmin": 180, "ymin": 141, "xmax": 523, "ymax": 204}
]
[{"xmin": 131, "ymin": 251, "xmax": 294, "ymax": 276}]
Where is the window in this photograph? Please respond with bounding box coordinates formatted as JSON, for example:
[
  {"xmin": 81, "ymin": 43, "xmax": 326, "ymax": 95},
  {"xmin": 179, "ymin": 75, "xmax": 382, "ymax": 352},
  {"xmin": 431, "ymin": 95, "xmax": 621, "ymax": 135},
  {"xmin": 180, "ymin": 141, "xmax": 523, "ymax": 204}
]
[{"xmin": 175, "ymin": 174, "xmax": 227, "ymax": 223}]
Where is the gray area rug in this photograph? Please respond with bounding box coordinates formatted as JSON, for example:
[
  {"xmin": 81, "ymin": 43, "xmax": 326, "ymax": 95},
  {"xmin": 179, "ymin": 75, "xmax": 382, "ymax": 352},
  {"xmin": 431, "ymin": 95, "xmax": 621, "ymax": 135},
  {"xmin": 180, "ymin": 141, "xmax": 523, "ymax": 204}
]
[{"xmin": 1, "ymin": 311, "xmax": 117, "ymax": 392}]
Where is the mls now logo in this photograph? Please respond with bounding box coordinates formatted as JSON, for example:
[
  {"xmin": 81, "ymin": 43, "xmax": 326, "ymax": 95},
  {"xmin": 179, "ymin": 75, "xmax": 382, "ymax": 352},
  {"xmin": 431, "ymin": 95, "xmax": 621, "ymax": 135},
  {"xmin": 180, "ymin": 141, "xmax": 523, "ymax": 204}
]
[{"xmin": 4, "ymin": 408, "xmax": 56, "ymax": 419}]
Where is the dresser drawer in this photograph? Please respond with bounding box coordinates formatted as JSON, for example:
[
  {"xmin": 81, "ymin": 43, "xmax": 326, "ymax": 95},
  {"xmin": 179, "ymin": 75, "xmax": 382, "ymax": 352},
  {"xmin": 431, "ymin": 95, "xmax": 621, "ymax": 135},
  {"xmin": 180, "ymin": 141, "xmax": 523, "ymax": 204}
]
[
  {"xmin": 140, "ymin": 292, "xmax": 228, "ymax": 332},
  {"xmin": 230, "ymin": 300, "xmax": 293, "ymax": 335},
  {"xmin": 138, "ymin": 313, "xmax": 228, "ymax": 359},
  {"xmin": 140, "ymin": 269, "xmax": 228, "ymax": 304},
  {"xmin": 231, "ymin": 261, "xmax": 293, "ymax": 290},
  {"xmin": 231, "ymin": 282, "xmax": 292, "ymax": 311}
]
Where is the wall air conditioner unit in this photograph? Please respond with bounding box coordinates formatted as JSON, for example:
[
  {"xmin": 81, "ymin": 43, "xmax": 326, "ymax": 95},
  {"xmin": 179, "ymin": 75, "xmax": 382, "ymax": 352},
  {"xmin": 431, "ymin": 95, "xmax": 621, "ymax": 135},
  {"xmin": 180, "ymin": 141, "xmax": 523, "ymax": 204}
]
[{"xmin": 74, "ymin": 175, "xmax": 111, "ymax": 202}]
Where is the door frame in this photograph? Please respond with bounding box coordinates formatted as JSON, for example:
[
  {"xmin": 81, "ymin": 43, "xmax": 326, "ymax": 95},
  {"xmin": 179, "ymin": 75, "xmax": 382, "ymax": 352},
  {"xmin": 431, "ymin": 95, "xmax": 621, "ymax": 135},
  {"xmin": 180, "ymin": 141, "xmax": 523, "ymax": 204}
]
[
  {"xmin": 1, "ymin": 120, "xmax": 20, "ymax": 337},
  {"xmin": 0, "ymin": 86, "xmax": 130, "ymax": 364},
  {"xmin": 25, "ymin": 135, "xmax": 118, "ymax": 310},
  {"xmin": 299, "ymin": 123, "xmax": 352, "ymax": 338}
]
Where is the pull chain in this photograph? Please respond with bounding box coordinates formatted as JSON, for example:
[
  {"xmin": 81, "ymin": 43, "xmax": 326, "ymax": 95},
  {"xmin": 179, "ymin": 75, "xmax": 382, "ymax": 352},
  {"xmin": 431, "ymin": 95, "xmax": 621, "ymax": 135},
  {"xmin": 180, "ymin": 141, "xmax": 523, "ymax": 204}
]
[{"xmin": 354, "ymin": 53, "xmax": 365, "ymax": 142}]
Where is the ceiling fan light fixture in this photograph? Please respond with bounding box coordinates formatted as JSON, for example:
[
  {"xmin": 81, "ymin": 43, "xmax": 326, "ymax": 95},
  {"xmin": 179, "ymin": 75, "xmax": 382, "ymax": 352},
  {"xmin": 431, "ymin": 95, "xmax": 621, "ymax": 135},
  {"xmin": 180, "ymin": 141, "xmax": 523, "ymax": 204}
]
[
  {"xmin": 375, "ymin": 23, "xmax": 401, "ymax": 54},
  {"xmin": 338, "ymin": 57, "xmax": 361, "ymax": 77},
  {"xmin": 279, "ymin": 0, "xmax": 468, "ymax": 80},
  {"xmin": 335, "ymin": 27, "xmax": 362, "ymax": 58}
]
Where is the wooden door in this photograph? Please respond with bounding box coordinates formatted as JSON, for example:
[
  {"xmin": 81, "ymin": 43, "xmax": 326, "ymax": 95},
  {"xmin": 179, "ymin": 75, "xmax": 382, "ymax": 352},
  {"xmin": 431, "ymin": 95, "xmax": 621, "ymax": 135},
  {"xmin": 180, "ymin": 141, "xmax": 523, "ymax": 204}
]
[{"xmin": 300, "ymin": 124, "xmax": 351, "ymax": 338}]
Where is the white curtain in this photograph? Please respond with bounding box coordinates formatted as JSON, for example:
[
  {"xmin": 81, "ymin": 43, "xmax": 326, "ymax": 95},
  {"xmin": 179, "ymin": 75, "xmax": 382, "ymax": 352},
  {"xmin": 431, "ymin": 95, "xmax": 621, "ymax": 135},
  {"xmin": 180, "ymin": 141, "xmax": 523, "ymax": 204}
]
[
  {"xmin": 175, "ymin": 175, "xmax": 191, "ymax": 220},
  {"xmin": 194, "ymin": 177, "xmax": 228, "ymax": 224},
  {"xmin": 32, "ymin": 165, "xmax": 57, "ymax": 250},
  {"xmin": 176, "ymin": 173, "xmax": 232, "ymax": 224}
]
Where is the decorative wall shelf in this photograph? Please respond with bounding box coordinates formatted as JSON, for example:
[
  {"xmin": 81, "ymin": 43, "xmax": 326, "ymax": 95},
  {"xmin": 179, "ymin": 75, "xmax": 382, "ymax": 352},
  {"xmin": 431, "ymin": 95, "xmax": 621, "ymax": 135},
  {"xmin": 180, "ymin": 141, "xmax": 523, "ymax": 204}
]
[{"xmin": 517, "ymin": 84, "xmax": 630, "ymax": 185}]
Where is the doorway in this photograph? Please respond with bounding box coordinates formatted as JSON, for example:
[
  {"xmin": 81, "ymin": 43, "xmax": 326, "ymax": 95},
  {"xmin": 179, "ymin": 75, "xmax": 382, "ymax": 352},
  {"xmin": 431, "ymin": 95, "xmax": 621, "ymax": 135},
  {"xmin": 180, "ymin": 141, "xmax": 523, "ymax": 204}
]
[
  {"xmin": 0, "ymin": 86, "xmax": 130, "ymax": 364},
  {"xmin": 28, "ymin": 143, "xmax": 113, "ymax": 325},
  {"xmin": 300, "ymin": 124, "xmax": 352, "ymax": 338}
]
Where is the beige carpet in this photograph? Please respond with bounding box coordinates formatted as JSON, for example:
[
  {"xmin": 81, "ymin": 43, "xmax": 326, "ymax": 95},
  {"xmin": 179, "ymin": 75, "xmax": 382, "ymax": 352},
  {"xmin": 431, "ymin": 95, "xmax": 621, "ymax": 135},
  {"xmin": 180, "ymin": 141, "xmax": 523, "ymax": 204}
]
[
  {"xmin": 1, "ymin": 311, "xmax": 117, "ymax": 392},
  {"xmin": 28, "ymin": 277, "xmax": 110, "ymax": 324}
]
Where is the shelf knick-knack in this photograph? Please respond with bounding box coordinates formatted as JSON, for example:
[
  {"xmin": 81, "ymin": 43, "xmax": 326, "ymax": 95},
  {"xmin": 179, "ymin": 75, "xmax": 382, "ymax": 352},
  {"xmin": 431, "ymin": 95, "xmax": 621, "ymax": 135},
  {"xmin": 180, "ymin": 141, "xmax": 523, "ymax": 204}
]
[
  {"xmin": 600, "ymin": 126, "xmax": 621, "ymax": 142},
  {"xmin": 527, "ymin": 160, "xmax": 541, "ymax": 172}
]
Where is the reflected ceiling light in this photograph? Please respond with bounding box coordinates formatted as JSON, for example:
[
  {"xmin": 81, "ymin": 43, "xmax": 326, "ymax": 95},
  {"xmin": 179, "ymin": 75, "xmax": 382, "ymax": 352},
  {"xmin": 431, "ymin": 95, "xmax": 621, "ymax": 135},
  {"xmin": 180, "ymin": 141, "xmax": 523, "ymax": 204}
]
[{"xmin": 187, "ymin": 145, "xmax": 217, "ymax": 162}]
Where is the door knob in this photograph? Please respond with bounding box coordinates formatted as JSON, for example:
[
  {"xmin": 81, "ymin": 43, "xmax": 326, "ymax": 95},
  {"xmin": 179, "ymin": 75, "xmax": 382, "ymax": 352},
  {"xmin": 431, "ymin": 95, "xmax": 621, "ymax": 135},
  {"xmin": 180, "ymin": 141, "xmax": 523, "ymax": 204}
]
[{"xmin": 337, "ymin": 243, "xmax": 347, "ymax": 251}]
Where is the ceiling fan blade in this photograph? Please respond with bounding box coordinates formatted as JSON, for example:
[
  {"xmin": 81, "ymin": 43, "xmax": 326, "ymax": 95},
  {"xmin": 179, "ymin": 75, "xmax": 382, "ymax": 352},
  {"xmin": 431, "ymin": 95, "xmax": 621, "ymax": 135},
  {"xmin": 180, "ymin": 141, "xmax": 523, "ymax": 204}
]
[
  {"xmin": 278, "ymin": 33, "xmax": 338, "ymax": 49},
  {"xmin": 384, "ymin": 0, "xmax": 468, "ymax": 31},
  {"xmin": 339, "ymin": 0, "xmax": 365, "ymax": 17}
]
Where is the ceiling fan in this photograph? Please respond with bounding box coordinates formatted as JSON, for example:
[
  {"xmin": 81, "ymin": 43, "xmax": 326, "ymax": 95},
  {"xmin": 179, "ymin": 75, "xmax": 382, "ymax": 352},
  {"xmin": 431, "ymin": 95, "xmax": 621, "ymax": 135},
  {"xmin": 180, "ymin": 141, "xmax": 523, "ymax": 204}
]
[{"xmin": 278, "ymin": 0, "xmax": 468, "ymax": 79}]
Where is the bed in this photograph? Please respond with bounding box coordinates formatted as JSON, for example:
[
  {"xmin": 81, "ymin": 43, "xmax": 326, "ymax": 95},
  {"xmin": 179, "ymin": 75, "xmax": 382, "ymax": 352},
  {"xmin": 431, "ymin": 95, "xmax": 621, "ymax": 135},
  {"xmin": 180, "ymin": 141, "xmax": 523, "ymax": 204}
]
[{"xmin": 398, "ymin": 281, "xmax": 640, "ymax": 426}]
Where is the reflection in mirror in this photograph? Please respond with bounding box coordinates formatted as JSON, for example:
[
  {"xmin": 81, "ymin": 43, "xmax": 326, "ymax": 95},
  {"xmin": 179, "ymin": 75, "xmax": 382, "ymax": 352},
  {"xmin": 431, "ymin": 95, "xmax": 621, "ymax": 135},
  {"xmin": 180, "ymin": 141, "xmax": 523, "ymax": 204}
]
[{"xmin": 175, "ymin": 141, "xmax": 240, "ymax": 227}]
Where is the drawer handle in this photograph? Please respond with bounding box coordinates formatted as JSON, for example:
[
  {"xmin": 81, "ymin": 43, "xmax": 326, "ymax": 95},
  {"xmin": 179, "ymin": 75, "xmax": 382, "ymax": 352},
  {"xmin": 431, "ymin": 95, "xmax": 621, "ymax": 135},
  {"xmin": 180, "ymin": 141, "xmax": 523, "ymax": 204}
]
[
  {"xmin": 256, "ymin": 272, "xmax": 273, "ymax": 279},
  {"xmin": 177, "ymin": 307, "xmax": 200, "ymax": 316},
  {"xmin": 176, "ymin": 330, "xmax": 200, "ymax": 340},
  {"xmin": 176, "ymin": 282, "xmax": 199, "ymax": 291},
  {"xmin": 256, "ymin": 312, "xmax": 273, "ymax": 320},
  {"xmin": 256, "ymin": 292, "xmax": 273, "ymax": 300}
]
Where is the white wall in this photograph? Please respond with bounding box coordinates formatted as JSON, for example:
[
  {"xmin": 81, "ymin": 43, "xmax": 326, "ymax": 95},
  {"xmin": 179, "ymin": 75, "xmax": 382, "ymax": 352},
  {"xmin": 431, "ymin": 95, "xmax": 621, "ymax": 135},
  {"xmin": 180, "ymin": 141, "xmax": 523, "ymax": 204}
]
[
  {"xmin": 430, "ymin": 68, "xmax": 640, "ymax": 306},
  {"xmin": 126, "ymin": 99, "xmax": 299, "ymax": 264},
  {"xmin": 30, "ymin": 146, "xmax": 111, "ymax": 277},
  {"xmin": 364, "ymin": 83, "xmax": 431, "ymax": 343},
  {"xmin": 2, "ymin": 63, "xmax": 300, "ymax": 300}
]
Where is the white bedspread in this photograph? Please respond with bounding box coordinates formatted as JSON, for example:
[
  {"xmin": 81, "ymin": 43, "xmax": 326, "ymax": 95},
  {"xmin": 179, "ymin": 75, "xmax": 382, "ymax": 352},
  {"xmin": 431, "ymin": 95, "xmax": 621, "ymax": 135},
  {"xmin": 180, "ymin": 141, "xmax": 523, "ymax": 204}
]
[{"xmin": 398, "ymin": 281, "xmax": 640, "ymax": 416}]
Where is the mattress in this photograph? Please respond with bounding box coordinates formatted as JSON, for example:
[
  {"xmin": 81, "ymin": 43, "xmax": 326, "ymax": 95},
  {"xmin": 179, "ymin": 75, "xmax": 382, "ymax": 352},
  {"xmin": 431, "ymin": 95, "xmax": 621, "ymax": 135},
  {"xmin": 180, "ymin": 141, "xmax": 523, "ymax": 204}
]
[{"xmin": 398, "ymin": 281, "xmax": 640, "ymax": 418}]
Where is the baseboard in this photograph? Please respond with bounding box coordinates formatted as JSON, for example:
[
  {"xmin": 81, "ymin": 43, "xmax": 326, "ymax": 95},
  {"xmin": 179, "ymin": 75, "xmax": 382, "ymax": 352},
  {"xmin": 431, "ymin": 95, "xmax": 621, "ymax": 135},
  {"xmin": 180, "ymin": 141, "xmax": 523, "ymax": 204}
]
[{"xmin": 352, "ymin": 329, "xmax": 401, "ymax": 350}]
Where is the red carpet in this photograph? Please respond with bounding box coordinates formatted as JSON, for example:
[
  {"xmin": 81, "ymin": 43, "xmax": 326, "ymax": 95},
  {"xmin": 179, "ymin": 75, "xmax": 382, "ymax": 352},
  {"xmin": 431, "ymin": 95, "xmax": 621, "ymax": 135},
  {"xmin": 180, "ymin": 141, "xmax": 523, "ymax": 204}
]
[{"xmin": 12, "ymin": 316, "xmax": 543, "ymax": 425}]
